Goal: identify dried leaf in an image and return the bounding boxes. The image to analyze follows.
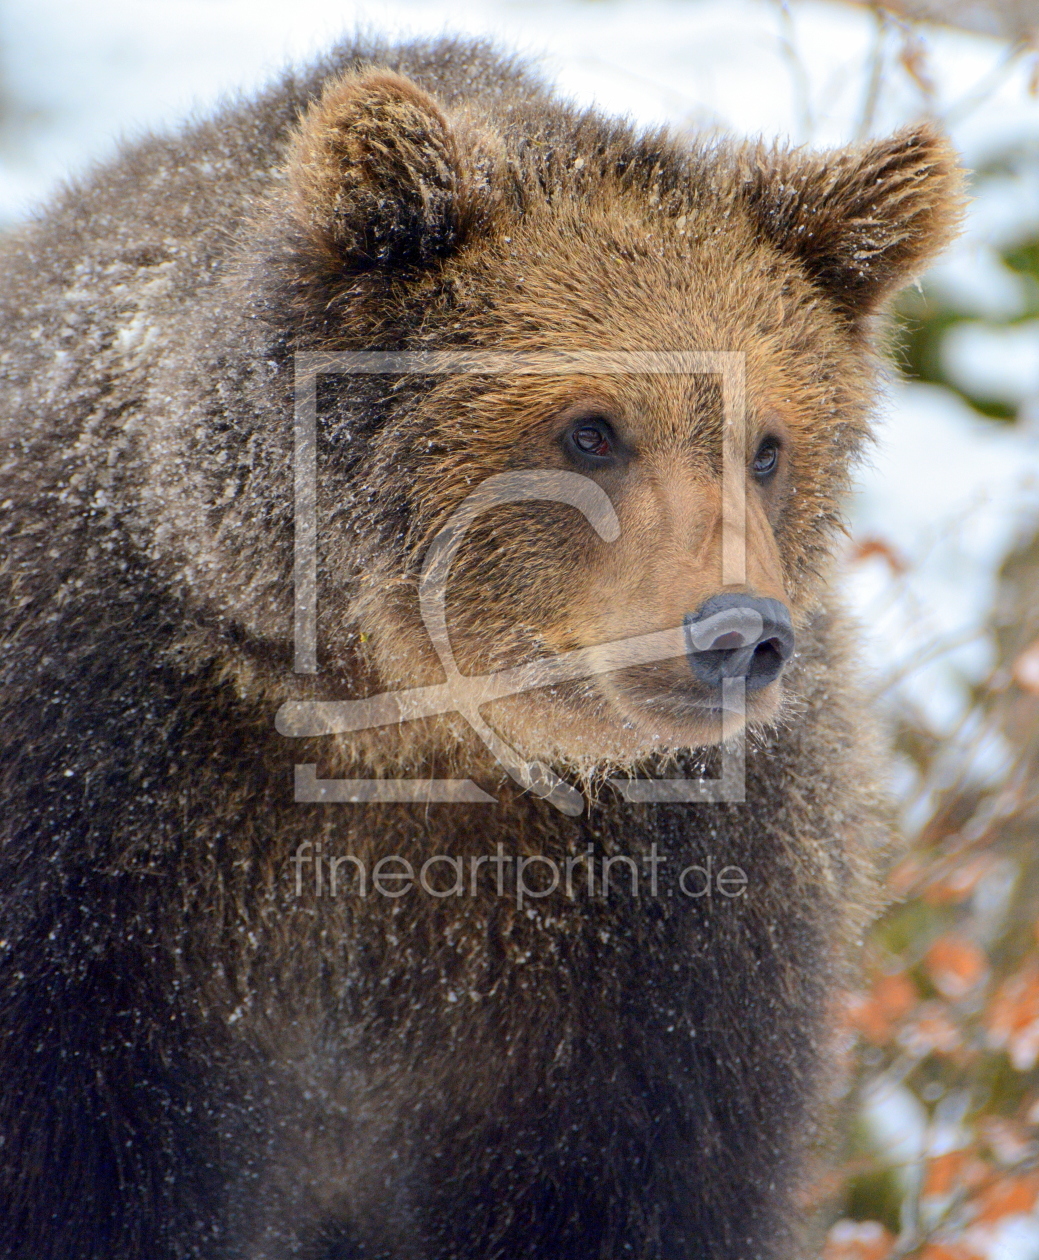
[919,1243,986,1260]
[848,535,909,574]
[986,962,1039,1070]
[899,30,936,98]
[974,1173,1039,1223]
[922,857,996,906]
[846,972,918,1043]
[926,935,988,999]
[1012,640,1039,696]
[923,1150,970,1199]
[899,1002,963,1056]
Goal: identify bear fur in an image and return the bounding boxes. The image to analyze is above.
[0,33,962,1260]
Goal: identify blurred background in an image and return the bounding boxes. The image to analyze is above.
[1,1,1037,1255]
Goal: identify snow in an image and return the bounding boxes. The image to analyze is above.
[862,1077,928,1178]
[3,0,1039,224]
[845,382,1039,732]
[987,1215,1039,1260]
[942,321,1039,406]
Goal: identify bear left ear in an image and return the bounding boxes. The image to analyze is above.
[742,125,966,320]
[286,68,472,272]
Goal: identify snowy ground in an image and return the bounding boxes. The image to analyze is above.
[2,0,1038,743]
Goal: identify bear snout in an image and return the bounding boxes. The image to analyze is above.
[684,593,795,691]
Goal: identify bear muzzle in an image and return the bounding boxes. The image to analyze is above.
[684,593,795,691]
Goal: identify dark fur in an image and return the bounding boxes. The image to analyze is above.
[0,34,962,1260]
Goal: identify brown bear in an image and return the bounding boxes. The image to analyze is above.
[0,32,962,1260]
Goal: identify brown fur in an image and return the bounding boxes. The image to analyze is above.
[0,34,963,1260]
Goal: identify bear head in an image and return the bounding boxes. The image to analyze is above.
[181,62,964,775]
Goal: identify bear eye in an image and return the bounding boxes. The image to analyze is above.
[752,436,780,479]
[567,417,616,463]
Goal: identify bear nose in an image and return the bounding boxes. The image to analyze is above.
[683,593,795,691]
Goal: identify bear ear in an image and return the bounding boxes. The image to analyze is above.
[742,125,966,320]
[286,68,469,271]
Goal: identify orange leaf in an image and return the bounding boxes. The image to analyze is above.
[848,536,908,575]
[987,962,1039,1070]
[974,1173,1039,1223]
[898,30,936,97]
[899,1003,963,1057]
[846,973,918,1044]
[1012,641,1039,696]
[923,858,994,907]
[919,1245,985,1260]
[923,1150,968,1199]
[875,972,918,1018]
[925,935,987,999]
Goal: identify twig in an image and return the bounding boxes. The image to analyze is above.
[856,5,891,139]
[772,0,815,140]
[871,625,986,702]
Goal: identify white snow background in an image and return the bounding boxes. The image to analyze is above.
[2,2,1039,1250]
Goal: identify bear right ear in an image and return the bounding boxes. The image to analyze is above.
[740,125,966,321]
[286,69,470,272]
